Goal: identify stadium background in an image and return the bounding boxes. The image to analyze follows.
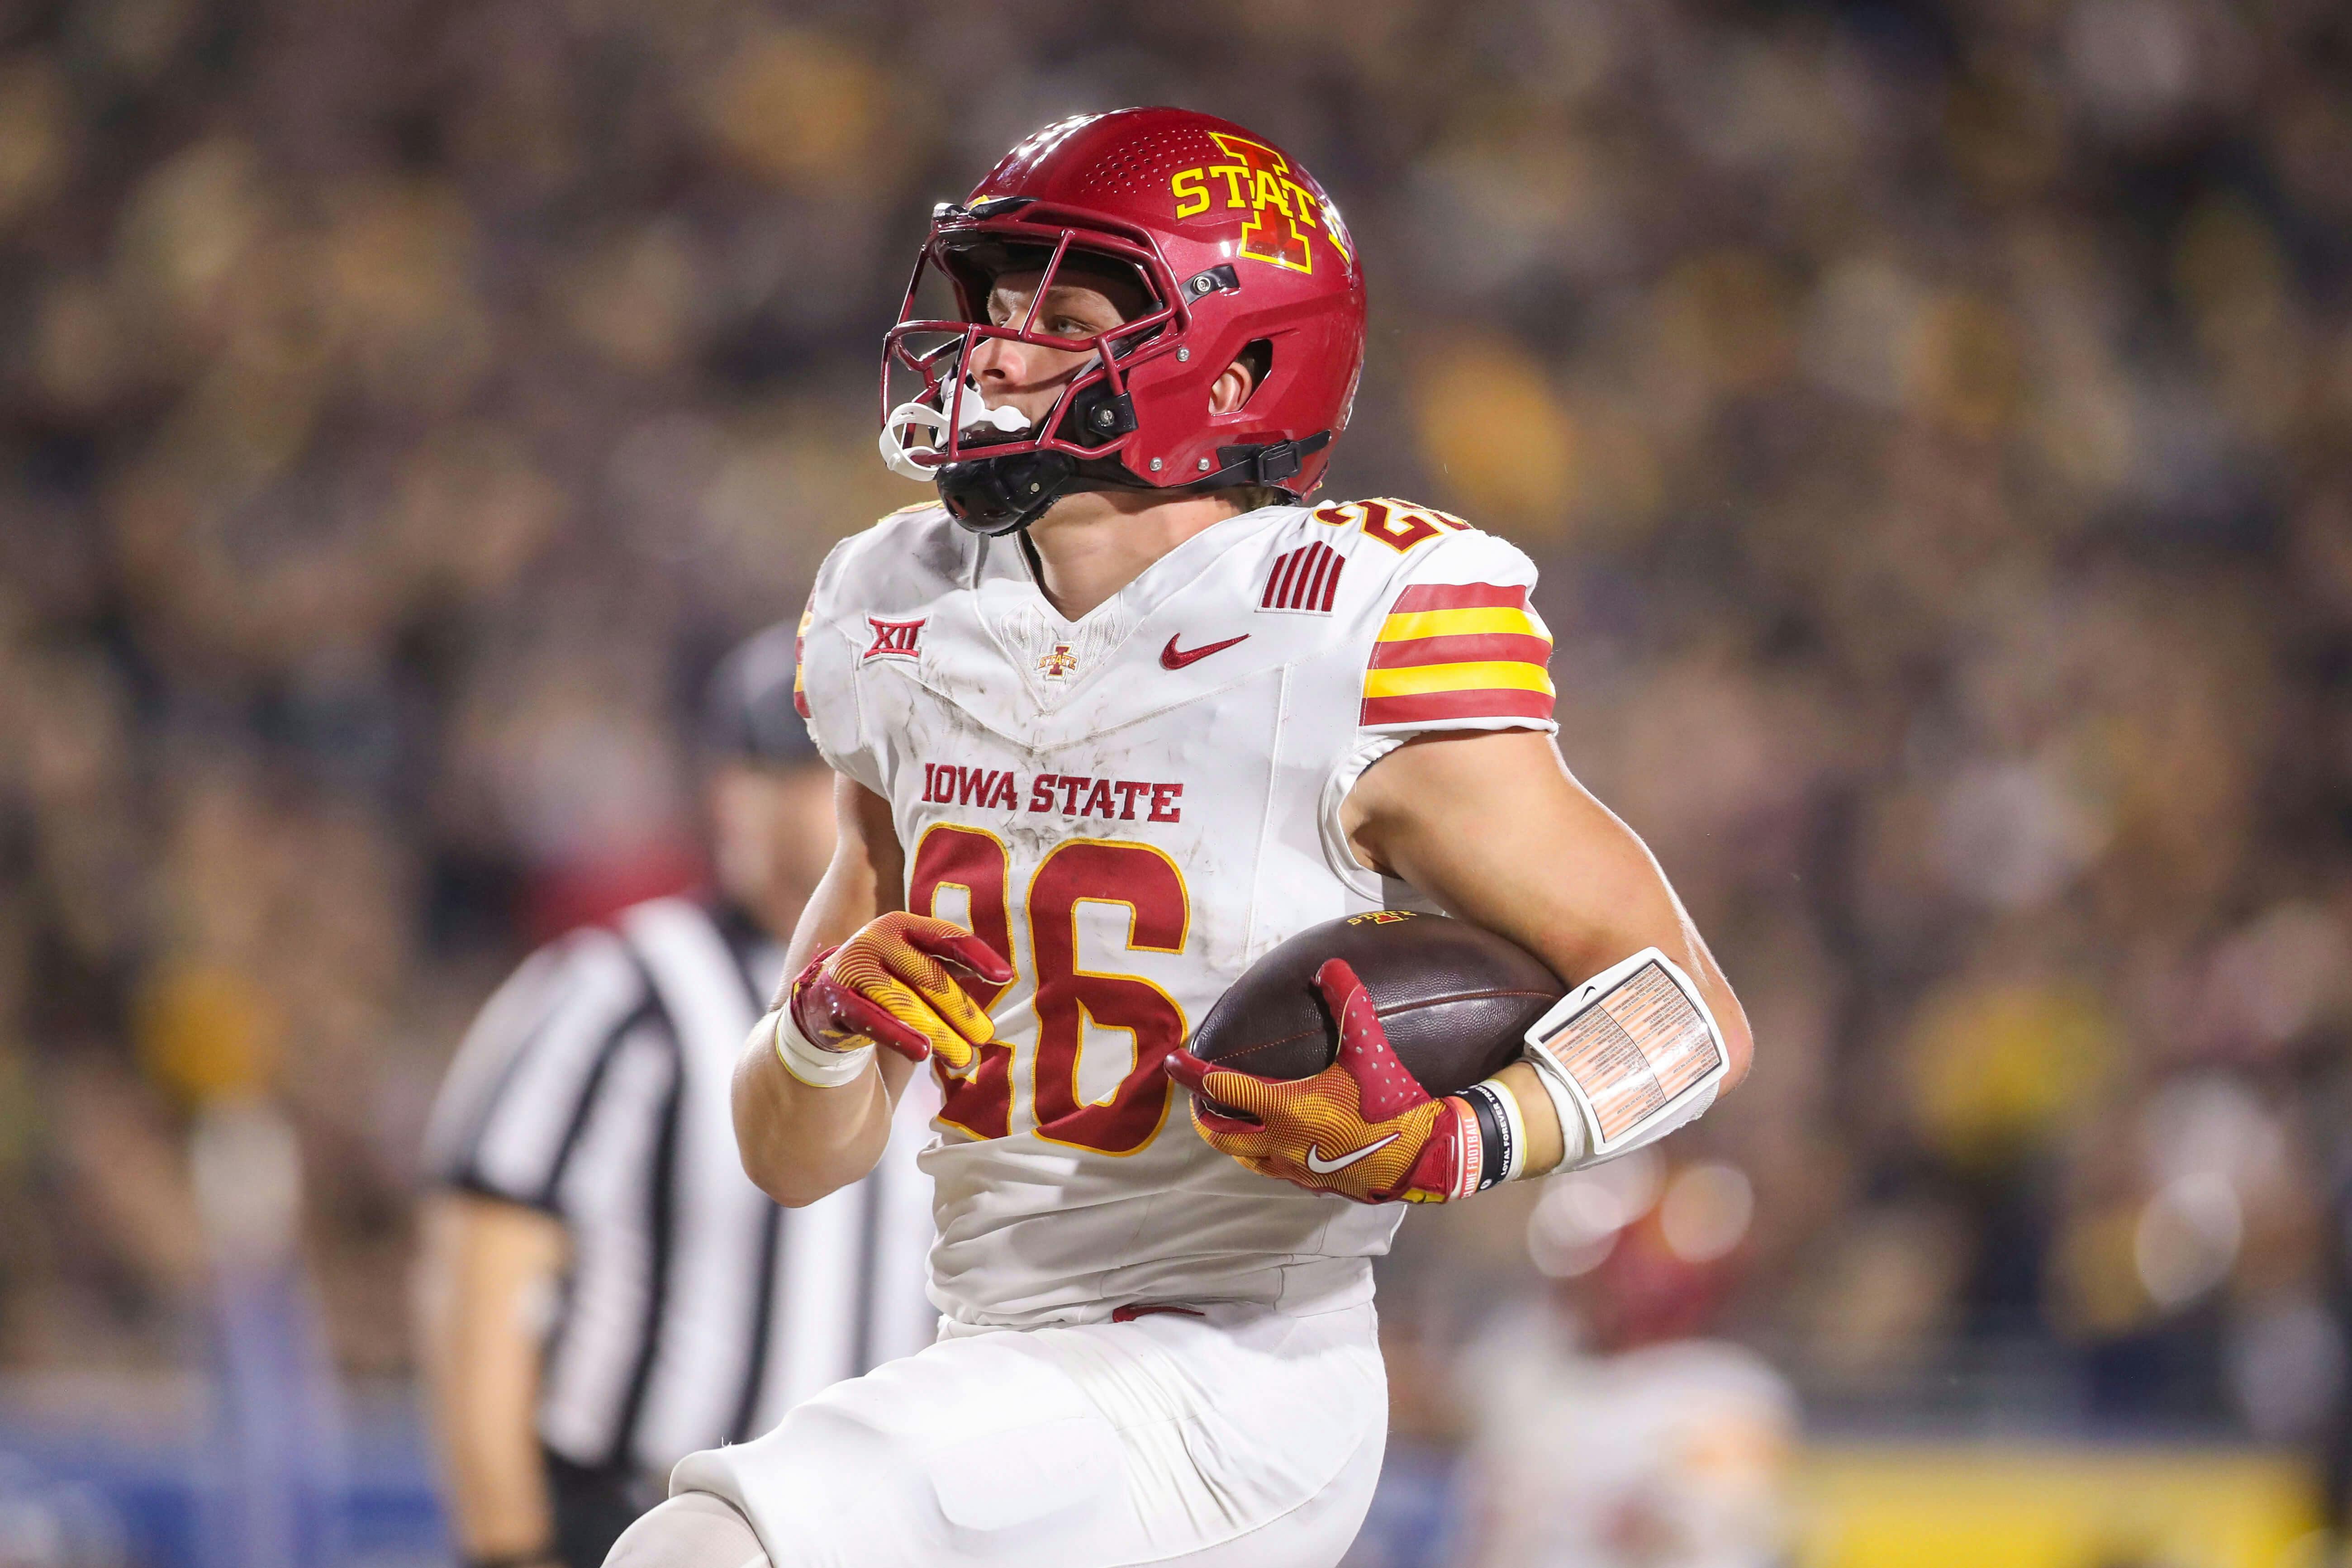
[3,0,2350,1561]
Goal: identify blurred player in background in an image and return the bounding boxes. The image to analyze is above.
[612,107,1751,1568]
[1457,1156,1795,1568]
[415,623,937,1568]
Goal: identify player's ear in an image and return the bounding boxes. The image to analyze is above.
[1209,357,1255,415]
[1210,339,1271,415]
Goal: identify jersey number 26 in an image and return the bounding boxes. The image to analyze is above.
[908,826,1188,1156]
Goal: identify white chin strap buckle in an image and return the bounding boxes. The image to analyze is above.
[879,379,1033,481]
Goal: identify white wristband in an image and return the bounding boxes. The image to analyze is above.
[763,1008,875,1089]
[1518,1049,1590,1175]
[1492,1076,1530,1183]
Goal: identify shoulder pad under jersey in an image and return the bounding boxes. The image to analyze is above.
[794,502,969,787]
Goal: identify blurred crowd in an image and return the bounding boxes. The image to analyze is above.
[4,0,2352,1453]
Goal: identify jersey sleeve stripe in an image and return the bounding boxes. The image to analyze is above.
[420,942,571,1182]
[1369,632,1554,670]
[1364,660,1556,700]
[1389,581,1530,613]
[1378,605,1543,642]
[1268,546,1303,607]
[1363,576,1555,728]
[1361,689,1556,726]
[1305,546,1340,610]
[465,934,650,1202]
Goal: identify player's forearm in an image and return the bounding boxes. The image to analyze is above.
[733,1043,898,1206]
[1348,731,1755,1088]
[1413,817,1752,1093]
[1478,819,1753,1091]
[733,783,905,1205]
[414,1194,564,1563]
[1488,1059,1567,1173]
[1541,827,1751,1091]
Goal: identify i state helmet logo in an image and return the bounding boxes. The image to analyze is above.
[1167,133,1352,276]
[1036,643,1079,679]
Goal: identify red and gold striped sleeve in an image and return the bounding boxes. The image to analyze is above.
[1360,581,1555,729]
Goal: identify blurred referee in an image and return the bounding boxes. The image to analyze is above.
[414,623,938,1568]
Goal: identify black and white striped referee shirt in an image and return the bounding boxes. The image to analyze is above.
[422,896,937,1477]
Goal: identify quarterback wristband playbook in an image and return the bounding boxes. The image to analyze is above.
[767,1008,875,1089]
[1519,947,1729,1174]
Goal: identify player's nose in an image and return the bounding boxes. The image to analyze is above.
[967,333,1025,387]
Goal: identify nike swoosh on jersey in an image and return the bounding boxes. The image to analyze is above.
[1159,632,1250,670]
[1303,1132,1401,1174]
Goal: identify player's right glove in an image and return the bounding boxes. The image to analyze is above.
[1165,959,1488,1204]
[783,912,1012,1075]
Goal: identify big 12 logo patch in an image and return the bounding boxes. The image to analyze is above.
[1168,133,1353,276]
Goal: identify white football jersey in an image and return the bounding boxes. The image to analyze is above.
[794,498,1558,1329]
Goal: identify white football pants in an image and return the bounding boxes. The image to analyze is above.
[633,1300,1385,1568]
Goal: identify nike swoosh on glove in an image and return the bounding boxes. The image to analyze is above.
[788,912,1013,1074]
[1164,958,1476,1204]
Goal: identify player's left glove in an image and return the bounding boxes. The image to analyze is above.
[1164,959,1486,1204]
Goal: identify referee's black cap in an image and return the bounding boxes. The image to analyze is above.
[701,621,821,768]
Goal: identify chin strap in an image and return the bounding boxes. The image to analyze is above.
[936,437,1330,538]
[1190,432,1331,491]
[890,376,1335,534]
[936,450,1080,537]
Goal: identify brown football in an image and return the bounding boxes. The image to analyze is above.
[1186,909,1564,1094]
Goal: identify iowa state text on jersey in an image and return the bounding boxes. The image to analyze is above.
[918,763,1184,823]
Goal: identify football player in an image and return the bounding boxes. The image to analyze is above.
[607,108,1753,1568]
[1459,1162,1796,1568]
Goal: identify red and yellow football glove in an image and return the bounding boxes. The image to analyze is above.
[1164,959,1483,1204]
[787,912,1012,1074]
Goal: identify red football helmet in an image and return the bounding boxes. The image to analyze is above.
[880,107,1368,535]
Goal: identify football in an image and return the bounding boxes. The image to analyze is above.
[1186,909,1565,1095]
